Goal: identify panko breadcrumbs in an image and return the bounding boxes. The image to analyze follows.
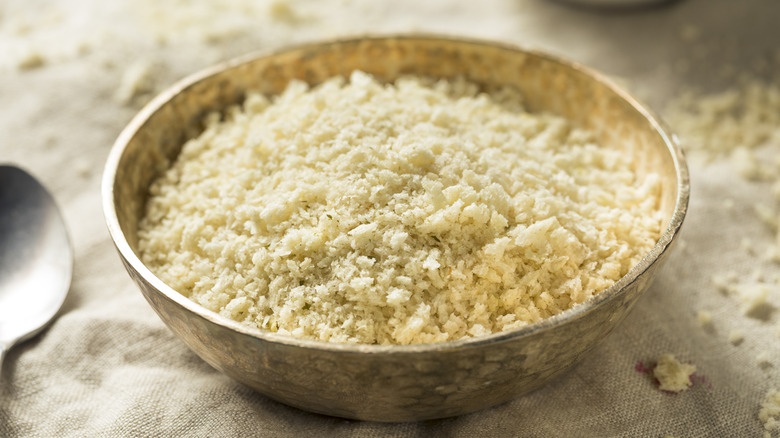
[138,70,663,345]
[653,354,696,393]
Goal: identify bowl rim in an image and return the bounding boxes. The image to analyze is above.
[102,33,690,355]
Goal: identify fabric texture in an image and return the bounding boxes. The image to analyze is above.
[1,0,778,436]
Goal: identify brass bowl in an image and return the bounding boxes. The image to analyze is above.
[102,35,688,422]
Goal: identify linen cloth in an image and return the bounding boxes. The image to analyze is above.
[1,0,778,436]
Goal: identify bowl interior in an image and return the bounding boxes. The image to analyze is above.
[109,36,684,263]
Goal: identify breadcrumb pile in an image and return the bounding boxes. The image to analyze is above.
[138,71,662,345]
[761,389,780,437]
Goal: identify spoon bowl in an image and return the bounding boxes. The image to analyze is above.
[0,165,72,371]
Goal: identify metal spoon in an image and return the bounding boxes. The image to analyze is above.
[0,165,72,372]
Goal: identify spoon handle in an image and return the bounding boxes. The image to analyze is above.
[0,343,6,374]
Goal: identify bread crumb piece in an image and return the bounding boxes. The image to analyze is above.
[653,354,696,393]
[751,269,766,283]
[75,159,91,178]
[115,61,154,104]
[741,237,755,255]
[728,329,745,345]
[760,389,780,435]
[44,135,57,150]
[17,51,46,70]
[757,352,772,368]
[712,271,737,294]
[696,310,713,327]
[732,147,764,181]
[269,1,302,24]
[737,282,774,319]
[765,246,780,264]
[755,203,779,231]
[772,181,780,202]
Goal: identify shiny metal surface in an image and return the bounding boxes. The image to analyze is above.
[102,35,689,421]
[0,165,72,372]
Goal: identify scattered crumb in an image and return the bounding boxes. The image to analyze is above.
[757,351,772,368]
[751,270,766,283]
[653,354,696,393]
[269,0,302,24]
[115,61,154,104]
[772,181,780,201]
[755,203,779,231]
[666,80,780,161]
[17,50,46,70]
[75,159,91,178]
[760,389,780,436]
[44,135,57,150]
[737,282,774,319]
[728,329,745,345]
[770,246,780,264]
[712,271,737,294]
[731,147,766,181]
[741,237,755,256]
[697,310,713,327]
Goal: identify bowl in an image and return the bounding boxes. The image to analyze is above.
[102,35,689,422]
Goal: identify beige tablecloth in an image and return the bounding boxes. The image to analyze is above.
[1,0,779,436]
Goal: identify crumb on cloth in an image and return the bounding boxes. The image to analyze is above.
[650,354,697,393]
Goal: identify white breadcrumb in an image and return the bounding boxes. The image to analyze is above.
[712,271,737,294]
[17,50,46,70]
[737,282,773,318]
[138,0,305,45]
[741,237,755,256]
[667,79,780,290]
[757,351,772,368]
[728,329,745,345]
[115,61,154,104]
[653,354,696,393]
[75,159,91,179]
[138,71,663,345]
[269,0,302,24]
[666,80,780,161]
[773,181,780,202]
[766,246,780,264]
[755,203,779,232]
[731,147,766,181]
[696,310,712,327]
[760,389,780,436]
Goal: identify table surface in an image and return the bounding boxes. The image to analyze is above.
[1,1,778,436]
